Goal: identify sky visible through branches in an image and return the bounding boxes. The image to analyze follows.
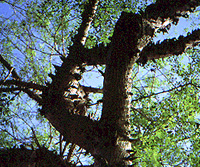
[0,1,200,166]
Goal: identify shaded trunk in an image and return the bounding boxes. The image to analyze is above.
[0,147,67,167]
[35,1,200,166]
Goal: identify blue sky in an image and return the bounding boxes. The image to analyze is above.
[1,0,199,125]
[0,1,199,166]
[1,1,199,122]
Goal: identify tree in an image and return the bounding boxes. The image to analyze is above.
[0,0,200,166]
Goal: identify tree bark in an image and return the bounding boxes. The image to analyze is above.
[27,0,200,166]
[1,0,200,166]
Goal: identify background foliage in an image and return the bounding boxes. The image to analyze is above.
[0,0,199,166]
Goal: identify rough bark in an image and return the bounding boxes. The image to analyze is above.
[1,0,200,166]
[45,1,199,166]
[137,29,200,65]
[0,146,68,167]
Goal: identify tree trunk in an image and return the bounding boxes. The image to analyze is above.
[1,0,200,166]
[41,1,200,166]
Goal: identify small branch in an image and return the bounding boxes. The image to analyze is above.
[0,54,20,80]
[0,127,23,142]
[0,87,21,92]
[23,89,43,105]
[132,107,152,121]
[31,127,41,148]
[0,87,42,105]
[132,82,192,102]
[0,80,45,91]
[66,143,76,163]
[82,85,103,94]
[59,134,62,156]
[2,67,13,83]
[61,140,70,157]
[0,54,43,104]
[0,79,46,91]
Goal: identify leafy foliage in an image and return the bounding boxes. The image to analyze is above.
[130,49,200,165]
[0,0,199,166]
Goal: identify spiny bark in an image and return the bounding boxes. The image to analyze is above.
[40,0,101,162]
[1,0,200,166]
[137,29,200,64]
[40,0,200,166]
[60,0,200,66]
[0,146,68,167]
[42,0,99,98]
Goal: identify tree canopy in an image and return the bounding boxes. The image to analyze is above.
[0,0,200,166]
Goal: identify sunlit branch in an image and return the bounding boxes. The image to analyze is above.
[73,0,99,45]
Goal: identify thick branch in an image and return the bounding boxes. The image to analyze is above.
[49,0,99,90]
[41,0,100,160]
[145,0,200,29]
[41,1,200,166]
[68,0,200,66]
[44,110,99,156]
[50,1,200,67]
[95,1,200,165]
[137,29,200,64]
[42,0,100,112]
[99,12,143,166]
